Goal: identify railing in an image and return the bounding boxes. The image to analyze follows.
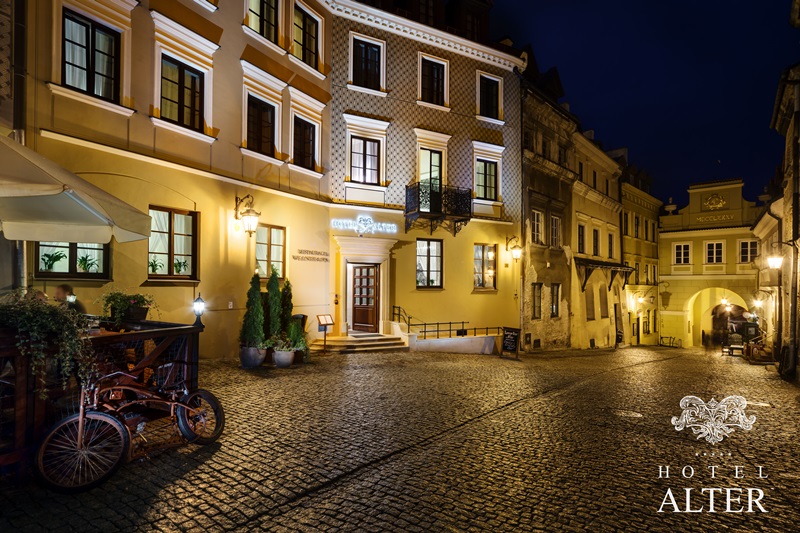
[391,306,503,340]
[404,182,472,218]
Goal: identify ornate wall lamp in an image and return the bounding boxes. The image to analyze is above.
[506,235,522,262]
[234,194,260,236]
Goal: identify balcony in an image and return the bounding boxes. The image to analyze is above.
[405,182,472,235]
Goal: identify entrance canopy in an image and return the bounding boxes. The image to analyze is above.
[0,135,150,243]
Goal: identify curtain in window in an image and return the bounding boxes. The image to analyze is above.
[64,17,88,91]
[148,210,170,275]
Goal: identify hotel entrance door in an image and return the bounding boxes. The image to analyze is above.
[352,264,379,332]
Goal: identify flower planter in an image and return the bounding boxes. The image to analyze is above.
[273,350,294,368]
[239,346,266,368]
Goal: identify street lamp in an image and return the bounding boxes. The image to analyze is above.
[193,294,205,327]
[235,194,260,236]
[767,255,784,270]
[506,235,522,262]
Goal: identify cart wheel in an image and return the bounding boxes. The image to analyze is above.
[36,411,129,493]
[177,389,225,445]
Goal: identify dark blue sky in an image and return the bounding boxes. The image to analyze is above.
[490,0,800,205]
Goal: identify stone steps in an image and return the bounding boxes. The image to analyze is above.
[309,335,408,354]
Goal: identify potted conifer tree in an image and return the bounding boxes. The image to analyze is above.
[239,272,266,368]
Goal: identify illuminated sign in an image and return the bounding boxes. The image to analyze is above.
[331,215,398,234]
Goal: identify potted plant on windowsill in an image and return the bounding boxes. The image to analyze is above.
[174,259,189,275]
[148,256,164,275]
[239,272,266,368]
[40,251,67,272]
[77,254,98,273]
[100,290,157,328]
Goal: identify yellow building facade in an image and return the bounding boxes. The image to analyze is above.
[658,180,761,347]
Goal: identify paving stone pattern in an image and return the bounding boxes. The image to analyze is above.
[1,347,799,531]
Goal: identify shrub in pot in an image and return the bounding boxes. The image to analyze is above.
[288,319,309,364]
[239,272,266,368]
[266,334,302,368]
[100,290,156,328]
[266,266,281,338]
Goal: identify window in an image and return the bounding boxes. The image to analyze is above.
[550,216,562,248]
[473,244,496,289]
[293,4,319,69]
[532,210,543,244]
[247,0,279,44]
[608,233,614,259]
[634,215,639,238]
[416,239,443,288]
[350,137,380,184]
[644,264,650,284]
[674,243,690,264]
[633,263,640,284]
[293,116,316,170]
[599,288,609,318]
[585,287,595,321]
[541,138,549,159]
[643,310,650,334]
[478,74,500,120]
[605,179,609,196]
[247,94,276,157]
[644,219,649,241]
[35,242,109,279]
[623,213,629,235]
[419,0,435,25]
[532,283,542,320]
[706,242,723,264]
[592,171,597,188]
[160,56,204,132]
[551,284,560,317]
[352,36,382,91]
[577,225,585,254]
[62,9,121,103]
[523,129,534,151]
[420,56,446,107]
[558,146,567,166]
[148,207,198,279]
[739,240,758,263]
[652,222,657,241]
[256,224,285,278]
[592,229,600,256]
[653,266,657,283]
[578,162,584,182]
[475,159,497,200]
[419,147,443,213]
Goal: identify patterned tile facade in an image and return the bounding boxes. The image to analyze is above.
[328,15,522,224]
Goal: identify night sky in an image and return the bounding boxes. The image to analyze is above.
[490,0,800,206]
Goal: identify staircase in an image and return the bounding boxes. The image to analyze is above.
[309,333,408,354]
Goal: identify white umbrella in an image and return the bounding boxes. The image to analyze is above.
[0,135,150,243]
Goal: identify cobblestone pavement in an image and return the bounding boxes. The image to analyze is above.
[2,346,800,532]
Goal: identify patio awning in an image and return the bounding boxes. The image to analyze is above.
[0,135,150,243]
[574,257,634,291]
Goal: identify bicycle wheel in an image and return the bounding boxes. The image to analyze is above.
[177,389,225,445]
[36,411,129,493]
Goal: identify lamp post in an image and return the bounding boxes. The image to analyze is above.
[193,294,205,328]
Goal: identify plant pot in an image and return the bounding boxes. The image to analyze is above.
[273,350,294,368]
[123,306,148,322]
[239,346,266,368]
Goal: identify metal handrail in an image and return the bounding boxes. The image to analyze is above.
[391,306,503,340]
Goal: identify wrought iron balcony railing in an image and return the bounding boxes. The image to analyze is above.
[405,182,472,235]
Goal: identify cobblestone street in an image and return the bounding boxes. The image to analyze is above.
[2,346,800,532]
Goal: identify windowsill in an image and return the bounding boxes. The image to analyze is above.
[473,198,503,206]
[416,286,444,291]
[472,288,498,294]
[33,276,112,282]
[144,278,201,286]
[476,115,505,126]
[241,147,285,166]
[287,54,326,80]
[47,83,135,117]
[287,163,324,179]
[193,0,218,12]
[242,25,286,56]
[416,100,450,112]
[151,117,216,144]
[345,181,388,191]
[346,84,389,97]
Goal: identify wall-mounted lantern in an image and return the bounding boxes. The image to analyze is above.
[235,194,260,236]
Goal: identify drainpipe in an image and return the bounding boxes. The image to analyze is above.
[764,203,783,355]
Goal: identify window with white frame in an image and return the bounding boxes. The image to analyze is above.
[739,240,758,263]
[473,244,496,289]
[247,0,279,45]
[550,215,562,248]
[288,87,325,176]
[152,12,218,140]
[247,94,276,157]
[532,210,543,245]
[416,239,443,288]
[241,60,286,161]
[350,33,385,93]
[415,128,451,211]
[477,71,502,122]
[256,224,286,278]
[706,242,723,264]
[292,2,321,71]
[472,141,504,203]
[344,114,390,186]
[674,243,690,264]
[551,283,560,317]
[418,53,448,108]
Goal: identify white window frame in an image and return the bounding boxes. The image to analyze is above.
[241,60,287,165]
[288,86,326,178]
[472,141,505,205]
[343,113,391,187]
[289,0,326,81]
[704,241,724,264]
[417,52,450,111]
[193,0,218,13]
[674,242,691,265]
[151,12,219,143]
[242,0,286,57]
[738,239,759,264]
[50,0,137,115]
[414,128,451,184]
[475,70,504,125]
[550,215,562,248]
[531,210,544,245]
[348,32,387,97]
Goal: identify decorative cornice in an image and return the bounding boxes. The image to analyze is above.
[322,0,525,72]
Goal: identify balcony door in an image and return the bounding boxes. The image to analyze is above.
[420,148,442,213]
[352,264,380,333]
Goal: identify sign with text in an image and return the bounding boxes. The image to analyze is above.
[501,327,521,358]
[331,215,397,235]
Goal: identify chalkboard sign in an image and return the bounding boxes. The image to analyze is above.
[501,327,521,357]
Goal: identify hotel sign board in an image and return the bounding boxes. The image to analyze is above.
[330,215,398,235]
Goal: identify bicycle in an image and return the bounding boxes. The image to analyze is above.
[34,360,224,493]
